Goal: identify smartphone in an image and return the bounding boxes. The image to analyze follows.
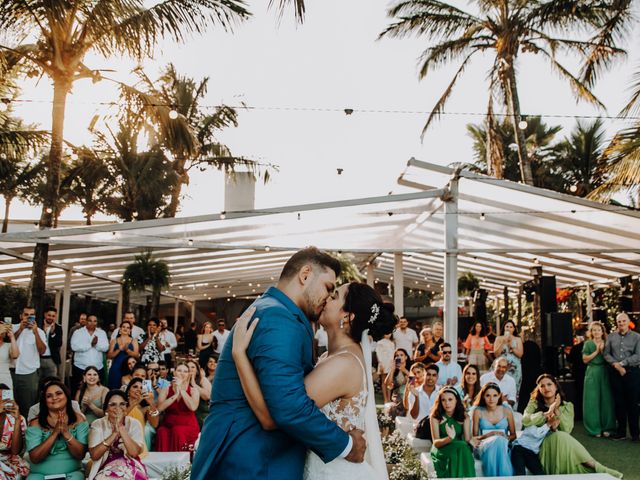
[27,315,35,325]
[2,390,13,401]
[395,356,401,367]
[3,317,11,325]
[142,380,153,394]
[409,376,416,387]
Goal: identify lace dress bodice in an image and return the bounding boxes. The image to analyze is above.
[318,351,367,431]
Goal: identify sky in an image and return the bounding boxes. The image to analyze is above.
[8,0,640,222]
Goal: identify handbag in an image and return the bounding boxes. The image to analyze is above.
[415,416,432,440]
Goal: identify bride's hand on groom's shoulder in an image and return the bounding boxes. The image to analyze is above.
[232,306,258,358]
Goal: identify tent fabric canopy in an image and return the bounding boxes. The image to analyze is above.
[0,159,637,303]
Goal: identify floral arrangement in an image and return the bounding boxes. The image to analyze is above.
[160,465,191,480]
[382,431,430,479]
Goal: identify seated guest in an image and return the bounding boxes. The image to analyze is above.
[523,374,622,478]
[75,367,108,425]
[413,328,439,364]
[408,363,439,422]
[26,381,88,480]
[204,356,216,384]
[435,343,462,386]
[471,383,516,477]
[402,362,426,413]
[384,348,412,397]
[429,387,475,478]
[186,360,211,427]
[457,364,481,411]
[145,362,170,403]
[0,384,29,479]
[155,363,200,451]
[125,378,159,453]
[87,390,148,480]
[28,377,82,423]
[158,361,171,382]
[118,357,138,391]
[480,357,517,408]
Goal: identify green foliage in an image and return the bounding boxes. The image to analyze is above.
[122,250,170,318]
[160,465,191,480]
[458,271,479,296]
[382,431,428,479]
[0,285,28,320]
[331,253,364,284]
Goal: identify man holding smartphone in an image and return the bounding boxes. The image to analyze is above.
[12,306,46,416]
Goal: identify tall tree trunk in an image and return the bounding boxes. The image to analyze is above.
[28,78,70,317]
[152,288,160,318]
[486,101,504,178]
[503,63,534,185]
[165,161,188,217]
[2,196,12,233]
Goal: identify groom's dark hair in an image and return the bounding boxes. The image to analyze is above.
[280,247,341,281]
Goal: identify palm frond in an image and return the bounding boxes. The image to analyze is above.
[268,0,305,23]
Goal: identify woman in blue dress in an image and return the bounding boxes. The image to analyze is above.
[472,382,516,477]
[493,320,523,393]
[107,321,140,390]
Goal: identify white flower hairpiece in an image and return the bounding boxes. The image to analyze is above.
[369,303,380,324]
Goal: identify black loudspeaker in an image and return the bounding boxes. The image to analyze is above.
[539,276,558,316]
[619,295,632,313]
[592,309,607,324]
[458,316,473,340]
[546,312,573,346]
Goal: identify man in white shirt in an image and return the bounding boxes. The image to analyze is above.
[158,318,178,368]
[111,311,144,342]
[314,324,328,359]
[435,343,463,386]
[212,319,230,360]
[480,357,518,408]
[393,317,419,356]
[12,306,47,416]
[409,363,440,422]
[70,314,109,394]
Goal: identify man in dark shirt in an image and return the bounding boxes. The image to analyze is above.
[184,322,198,353]
[604,312,640,441]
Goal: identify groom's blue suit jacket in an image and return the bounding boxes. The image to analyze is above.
[191,287,350,480]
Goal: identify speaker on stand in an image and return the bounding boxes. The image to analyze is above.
[538,276,558,374]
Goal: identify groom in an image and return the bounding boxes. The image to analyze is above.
[191,247,367,480]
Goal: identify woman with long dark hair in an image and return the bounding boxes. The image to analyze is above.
[493,320,523,392]
[26,381,88,480]
[457,364,481,410]
[464,321,491,372]
[429,387,475,478]
[107,322,139,390]
[75,366,108,425]
[523,374,622,477]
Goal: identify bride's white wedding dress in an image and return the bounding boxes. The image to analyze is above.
[303,332,387,480]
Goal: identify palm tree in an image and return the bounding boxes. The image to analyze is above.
[136,64,268,217]
[0,0,250,316]
[66,148,115,225]
[380,0,632,185]
[0,157,44,233]
[122,250,170,319]
[269,0,305,22]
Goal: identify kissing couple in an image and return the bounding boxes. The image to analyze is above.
[191,247,394,479]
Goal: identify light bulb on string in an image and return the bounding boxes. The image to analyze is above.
[518,120,528,130]
[168,109,178,119]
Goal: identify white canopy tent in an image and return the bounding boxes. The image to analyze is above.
[0,159,637,361]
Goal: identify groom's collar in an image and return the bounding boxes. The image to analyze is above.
[263,286,313,336]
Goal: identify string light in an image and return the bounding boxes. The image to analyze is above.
[168,110,178,119]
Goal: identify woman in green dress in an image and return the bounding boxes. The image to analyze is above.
[26,381,89,480]
[429,387,475,478]
[523,374,622,478]
[582,321,616,437]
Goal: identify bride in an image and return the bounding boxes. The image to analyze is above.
[232,282,394,479]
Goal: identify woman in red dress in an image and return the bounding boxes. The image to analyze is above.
[154,363,200,451]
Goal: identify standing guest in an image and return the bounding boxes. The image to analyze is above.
[458,364,481,411]
[604,312,640,441]
[157,319,177,369]
[464,321,491,372]
[70,315,109,395]
[205,357,216,384]
[582,321,616,437]
[493,320,523,393]
[40,307,62,379]
[67,314,87,350]
[0,383,30,479]
[403,362,426,415]
[107,324,116,339]
[408,363,440,423]
[139,319,163,366]
[384,348,411,399]
[75,367,108,426]
[186,360,211,427]
[111,313,144,343]
[87,390,148,480]
[429,387,475,478]
[196,323,215,369]
[12,307,46,418]
[414,328,439,364]
[107,322,139,390]
[125,378,159,453]
[155,363,200,451]
[212,320,230,361]
[175,325,185,354]
[313,324,328,359]
[183,323,197,355]
[435,343,463,386]
[375,333,395,403]
[471,383,516,477]
[0,324,19,389]
[157,361,171,382]
[393,317,419,357]
[523,374,622,477]
[432,322,445,351]
[486,324,497,345]
[25,381,89,480]
[480,358,518,409]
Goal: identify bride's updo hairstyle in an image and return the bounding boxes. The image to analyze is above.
[343,282,395,342]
